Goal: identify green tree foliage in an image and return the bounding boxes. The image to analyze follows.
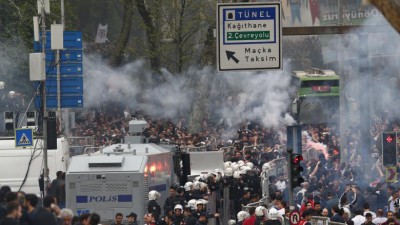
[0,0,78,95]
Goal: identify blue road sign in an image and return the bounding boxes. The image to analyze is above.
[33,30,83,109]
[34,31,83,51]
[46,95,83,108]
[46,77,83,95]
[35,95,83,108]
[15,128,34,147]
[35,77,83,95]
[46,62,83,75]
[45,50,83,63]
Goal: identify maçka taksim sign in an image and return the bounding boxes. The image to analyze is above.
[217,3,282,71]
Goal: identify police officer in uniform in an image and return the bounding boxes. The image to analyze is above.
[148,191,161,222]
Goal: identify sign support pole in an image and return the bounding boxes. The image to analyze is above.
[40,3,49,197]
[287,148,294,207]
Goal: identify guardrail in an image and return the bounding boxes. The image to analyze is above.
[84,146,101,155]
[261,157,288,198]
[181,146,208,152]
[180,146,222,152]
[67,136,95,146]
[310,216,345,225]
[242,197,269,212]
[67,136,95,156]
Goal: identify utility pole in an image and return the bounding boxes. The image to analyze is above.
[58,0,65,112]
[358,32,372,170]
[337,0,348,162]
[40,2,49,196]
[287,148,294,207]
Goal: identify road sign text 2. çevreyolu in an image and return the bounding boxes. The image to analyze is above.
[217,3,282,71]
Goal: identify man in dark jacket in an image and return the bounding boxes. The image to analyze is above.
[163,187,183,216]
[148,191,161,222]
[20,194,38,225]
[331,206,346,223]
[126,212,138,225]
[32,196,58,225]
[0,202,21,225]
[183,206,197,225]
[364,187,378,213]
[0,191,17,221]
[195,212,208,225]
[325,191,339,217]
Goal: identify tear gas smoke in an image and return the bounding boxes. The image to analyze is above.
[0,37,29,91]
[214,67,296,128]
[84,55,296,128]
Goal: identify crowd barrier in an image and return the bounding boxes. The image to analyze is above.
[181,146,208,152]
[221,143,289,162]
[267,157,288,177]
[67,136,95,156]
[241,197,269,212]
[310,216,346,225]
[242,144,265,157]
[261,157,287,198]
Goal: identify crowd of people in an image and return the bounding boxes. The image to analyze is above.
[59,105,399,225]
[70,108,283,151]
[0,186,101,225]
[1,98,399,225]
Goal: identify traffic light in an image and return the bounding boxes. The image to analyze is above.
[26,111,36,127]
[290,154,304,189]
[4,112,14,130]
[382,131,397,166]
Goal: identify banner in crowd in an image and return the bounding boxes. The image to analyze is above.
[386,166,398,183]
[95,24,108,44]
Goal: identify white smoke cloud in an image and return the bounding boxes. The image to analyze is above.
[216,66,295,128]
[83,55,296,128]
[84,55,141,108]
[0,37,29,91]
[335,12,400,121]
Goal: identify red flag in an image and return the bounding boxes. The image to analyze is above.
[309,0,319,25]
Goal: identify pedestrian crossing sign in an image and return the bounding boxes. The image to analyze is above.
[15,128,34,147]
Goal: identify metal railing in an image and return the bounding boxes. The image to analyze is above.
[242,197,269,212]
[67,136,95,146]
[311,216,330,225]
[242,144,265,156]
[84,146,101,155]
[260,157,288,198]
[265,157,288,177]
[67,136,95,156]
[310,216,345,225]
[181,146,208,152]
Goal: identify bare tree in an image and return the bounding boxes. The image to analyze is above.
[160,0,211,72]
[368,0,400,33]
[109,0,134,67]
[135,0,162,73]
